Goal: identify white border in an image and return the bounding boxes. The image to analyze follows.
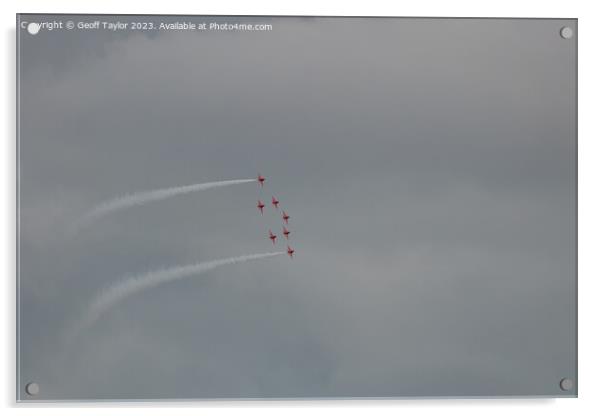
[3,1,602,414]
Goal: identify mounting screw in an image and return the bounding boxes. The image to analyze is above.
[25,382,39,396]
[559,378,574,391]
[560,27,573,39]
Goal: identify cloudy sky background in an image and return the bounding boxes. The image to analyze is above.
[17,16,576,400]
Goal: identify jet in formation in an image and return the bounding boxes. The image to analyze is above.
[257,200,265,215]
[255,175,295,258]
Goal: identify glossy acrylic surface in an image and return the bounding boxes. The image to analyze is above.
[17,15,577,401]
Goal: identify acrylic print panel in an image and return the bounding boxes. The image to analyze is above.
[16,15,577,401]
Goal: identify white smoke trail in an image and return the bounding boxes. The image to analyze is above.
[75,178,255,231]
[77,252,285,331]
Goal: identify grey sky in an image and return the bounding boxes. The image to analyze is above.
[17,15,576,400]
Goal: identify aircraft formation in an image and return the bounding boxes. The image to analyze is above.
[256,174,295,258]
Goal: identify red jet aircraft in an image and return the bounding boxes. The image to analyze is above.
[269,229,277,244]
[257,174,266,187]
[271,196,280,209]
[257,200,265,214]
[287,245,295,258]
[282,226,291,240]
[282,211,290,224]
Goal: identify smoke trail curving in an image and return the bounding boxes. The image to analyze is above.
[74,178,255,231]
[76,252,285,331]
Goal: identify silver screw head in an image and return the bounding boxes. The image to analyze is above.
[559,378,574,391]
[25,382,39,396]
[560,26,573,39]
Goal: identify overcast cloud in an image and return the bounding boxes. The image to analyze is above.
[17,15,576,400]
